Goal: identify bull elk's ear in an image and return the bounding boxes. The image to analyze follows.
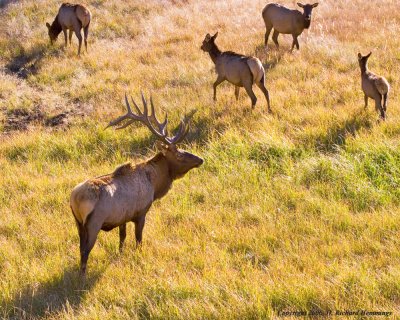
[366,51,372,58]
[212,31,218,40]
[357,53,362,59]
[297,3,304,8]
[46,22,51,29]
[312,3,319,8]
[205,33,211,41]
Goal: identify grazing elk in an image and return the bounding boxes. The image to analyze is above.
[70,93,203,276]
[46,3,91,55]
[262,2,318,51]
[358,52,390,120]
[201,32,272,113]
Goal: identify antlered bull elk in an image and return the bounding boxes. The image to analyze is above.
[70,93,203,276]
[201,32,272,113]
[46,3,91,55]
[262,2,318,51]
[358,52,390,120]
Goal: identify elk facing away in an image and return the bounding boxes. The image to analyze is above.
[70,93,203,276]
[262,2,318,51]
[46,3,91,55]
[201,32,272,113]
[358,52,390,120]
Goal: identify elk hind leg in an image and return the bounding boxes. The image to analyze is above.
[375,97,385,120]
[80,215,102,277]
[73,25,83,55]
[383,93,388,112]
[272,30,280,48]
[265,24,273,46]
[68,29,73,46]
[83,22,90,53]
[235,86,240,101]
[243,82,257,109]
[256,75,272,113]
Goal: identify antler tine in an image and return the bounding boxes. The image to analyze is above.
[105,93,141,129]
[149,96,168,136]
[169,109,197,144]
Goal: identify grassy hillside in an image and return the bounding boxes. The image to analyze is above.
[1,0,400,318]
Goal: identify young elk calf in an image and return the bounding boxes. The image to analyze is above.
[262,2,318,51]
[46,3,91,55]
[70,93,203,276]
[201,32,271,113]
[358,52,390,120]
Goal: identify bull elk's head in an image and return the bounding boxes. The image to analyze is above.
[107,93,203,178]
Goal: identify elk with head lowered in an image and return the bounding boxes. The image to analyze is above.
[70,93,203,276]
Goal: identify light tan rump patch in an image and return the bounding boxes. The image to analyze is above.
[374,76,390,95]
[70,180,101,225]
[247,57,264,84]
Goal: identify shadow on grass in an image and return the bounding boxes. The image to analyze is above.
[315,110,374,152]
[2,266,102,319]
[0,0,17,8]
[5,43,55,79]
[255,44,284,71]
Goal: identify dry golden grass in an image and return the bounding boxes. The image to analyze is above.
[1,0,400,319]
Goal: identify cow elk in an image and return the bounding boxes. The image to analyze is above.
[46,3,91,55]
[358,52,390,120]
[262,2,318,51]
[201,32,272,113]
[70,93,203,276]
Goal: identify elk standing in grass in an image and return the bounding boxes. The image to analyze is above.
[201,32,271,113]
[262,2,318,51]
[358,52,390,120]
[46,3,91,55]
[70,93,203,276]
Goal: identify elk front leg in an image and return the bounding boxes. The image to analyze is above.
[119,223,127,253]
[134,215,146,247]
[364,94,368,108]
[213,76,225,101]
[291,35,299,52]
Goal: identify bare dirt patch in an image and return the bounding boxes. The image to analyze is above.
[2,107,84,132]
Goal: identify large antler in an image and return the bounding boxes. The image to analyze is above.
[106,92,195,145]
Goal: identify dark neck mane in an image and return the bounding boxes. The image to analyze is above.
[208,42,222,64]
[148,153,173,200]
[360,62,368,74]
[50,14,62,37]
